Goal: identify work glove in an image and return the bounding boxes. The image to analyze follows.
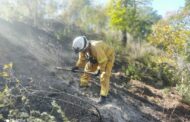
[71,66,79,72]
[94,70,101,77]
[88,56,97,64]
[85,54,97,64]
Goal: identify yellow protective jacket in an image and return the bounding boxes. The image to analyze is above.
[76,41,114,72]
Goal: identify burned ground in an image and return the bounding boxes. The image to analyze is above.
[0,18,189,122]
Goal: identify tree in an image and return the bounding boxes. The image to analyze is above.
[130,7,161,41]
[79,5,108,32]
[148,20,188,55]
[107,0,133,46]
[0,0,59,26]
[60,0,91,25]
[148,7,190,57]
[59,0,109,35]
[185,0,190,7]
[0,1,20,21]
[44,0,58,18]
[107,0,160,46]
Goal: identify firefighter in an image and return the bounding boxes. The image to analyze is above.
[72,36,115,104]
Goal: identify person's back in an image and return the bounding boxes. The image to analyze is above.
[87,40,114,64]
[90,40,114,58]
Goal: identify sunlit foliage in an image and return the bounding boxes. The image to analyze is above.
[148,20,188,55]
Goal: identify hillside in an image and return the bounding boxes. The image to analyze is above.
[0,18,189,122]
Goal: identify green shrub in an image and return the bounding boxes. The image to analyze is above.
[117,42,180,87]
[107,37,190,104]
[176,65,190,105]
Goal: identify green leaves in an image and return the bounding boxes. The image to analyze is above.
[148,12,190,56]
[185,0,190,8]
[51,100,70,122]
[107,0,128,30]
[107,0,160,41]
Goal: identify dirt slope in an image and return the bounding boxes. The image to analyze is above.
[0,18,189,122]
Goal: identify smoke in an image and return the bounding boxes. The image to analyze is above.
[0,19,65,71]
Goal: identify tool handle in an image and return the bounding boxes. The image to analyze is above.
[55,67,98,75]
[55,67,127,77]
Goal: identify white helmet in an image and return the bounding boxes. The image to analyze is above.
[72,36,89,53]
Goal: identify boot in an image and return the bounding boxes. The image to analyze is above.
[97,96,107,104]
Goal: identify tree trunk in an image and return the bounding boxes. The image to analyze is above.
[121,29,127,47]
